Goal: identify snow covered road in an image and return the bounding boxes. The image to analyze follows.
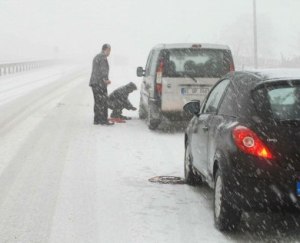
[0,65,300,242]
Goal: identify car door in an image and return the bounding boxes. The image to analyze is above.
[191,79,230,177]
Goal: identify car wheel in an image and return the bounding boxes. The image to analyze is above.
[139,97,147,120]
[184,140,202,185]
[214,169,241,231]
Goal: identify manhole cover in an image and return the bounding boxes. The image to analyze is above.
[148,176,185,184]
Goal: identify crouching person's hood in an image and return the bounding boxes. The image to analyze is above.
[125,82,137,93]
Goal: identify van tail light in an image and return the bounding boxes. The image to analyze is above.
[192,44,202,48]
[156,60,164,96]
[156,83,162,95]
[157,60,164,73]
[230,63,235,72]
[232,126,273,159]
[156,61,164,84]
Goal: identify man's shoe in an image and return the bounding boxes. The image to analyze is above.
[120,115,131,120]
[101,121,114,125]
[95,120,114,125]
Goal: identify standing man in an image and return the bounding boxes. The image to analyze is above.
[89,44,114,125]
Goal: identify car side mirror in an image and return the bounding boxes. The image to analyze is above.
[137,67,145,77]
[206,105,217,114]
[183,100,201,115]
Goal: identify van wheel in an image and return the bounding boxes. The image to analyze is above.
[147,106,161,130]
[184,141,202,185]
[139,98,147,120]
[214,170,241,231]
[147,117,160,130]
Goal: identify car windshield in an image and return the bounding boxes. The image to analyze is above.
[163,49,230,78]
[254,84,300,121]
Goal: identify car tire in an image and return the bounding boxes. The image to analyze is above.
[214,169,241,231]
[184,140,202,185]
[139,97,147,120]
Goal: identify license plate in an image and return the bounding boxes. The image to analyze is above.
[181,87,209,95]
[297,182,300,196]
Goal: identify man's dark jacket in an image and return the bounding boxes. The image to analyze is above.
[89,52,109,87]
[108,82,137,110]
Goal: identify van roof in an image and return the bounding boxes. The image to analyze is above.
[151,43,231,51]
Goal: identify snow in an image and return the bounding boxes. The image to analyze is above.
[1,65,300,242]
[0,64,87,106]
[250,68,300,80]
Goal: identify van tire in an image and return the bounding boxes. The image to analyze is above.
[147,117,160,130]
[147,109,160,130]
[146,102,161,130]
[139,98,147,120]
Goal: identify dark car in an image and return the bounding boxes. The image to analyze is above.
[183,69,300,231]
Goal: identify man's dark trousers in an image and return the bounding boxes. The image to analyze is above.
[92,85,108,123]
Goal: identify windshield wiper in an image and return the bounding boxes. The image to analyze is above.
[183,73,198,83]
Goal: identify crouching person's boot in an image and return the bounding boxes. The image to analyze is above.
[110,110,126,123]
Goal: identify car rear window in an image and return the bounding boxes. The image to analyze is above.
[162,48,232,78]
[254,84,300,120]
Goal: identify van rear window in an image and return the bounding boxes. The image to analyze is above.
[162,49,232,78]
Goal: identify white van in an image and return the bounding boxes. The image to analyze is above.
[137,43,234,130]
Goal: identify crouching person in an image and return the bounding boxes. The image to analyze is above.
[108,82,137,120]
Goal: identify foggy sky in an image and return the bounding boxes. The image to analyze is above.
[1,0,299,65]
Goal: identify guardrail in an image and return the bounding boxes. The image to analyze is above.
[0,60,58,77]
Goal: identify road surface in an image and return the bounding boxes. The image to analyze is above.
[0,65,300,243]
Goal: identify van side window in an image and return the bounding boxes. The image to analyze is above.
[202,79,230,114]
[145,51,153,77]
[149,50,160,76]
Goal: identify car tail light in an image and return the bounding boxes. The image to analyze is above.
[232,126,273,159]
[156,60,164,95]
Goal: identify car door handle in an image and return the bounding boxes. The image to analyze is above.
[202,126,209,132]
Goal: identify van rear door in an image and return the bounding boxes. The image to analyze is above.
[160,48,233,112]
[162,77,218,111]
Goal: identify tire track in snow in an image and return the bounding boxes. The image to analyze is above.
[0,70,87,137]
[0,78,92,242]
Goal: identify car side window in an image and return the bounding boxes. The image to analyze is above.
[218,82,238,117]
[149,50,160,76]
[202,79,230,114]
